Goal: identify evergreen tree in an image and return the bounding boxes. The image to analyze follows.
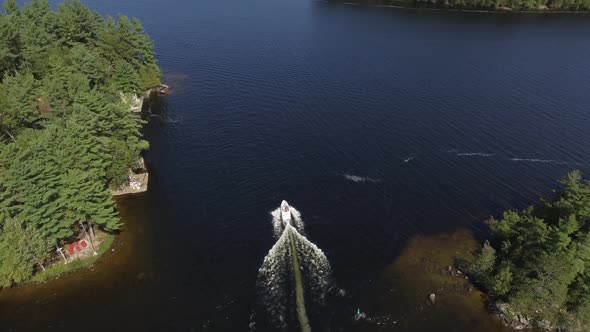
[54,0,99,47]
[0,14,23,76]
[0,70,41,138]
[0,218,51,287]
[3,0,18,15]
[112,60,140,94]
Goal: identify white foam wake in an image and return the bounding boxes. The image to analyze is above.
[291,207,305,232]
[256,228,290,328]
[257,205,332,330]
[457,152,494,157]
[270,208,283,238]
[444,148,587,166]
[509,158,567,164]
[291,226,331,306]
[344,174,380,183]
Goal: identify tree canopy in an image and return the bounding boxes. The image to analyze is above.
[0,0,159,285]
[0,218,51,287]
[472,170,590,330]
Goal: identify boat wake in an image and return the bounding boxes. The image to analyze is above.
[447,149,586,165]
[456,152,494,157]
[355,310,398,327]
[344,174,380,183]
[509,157,569,164]
[255,203,332,331]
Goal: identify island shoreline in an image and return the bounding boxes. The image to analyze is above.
[320,0,590,15]
[5,89,160,288]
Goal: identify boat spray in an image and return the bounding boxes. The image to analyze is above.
[256,203,331,331]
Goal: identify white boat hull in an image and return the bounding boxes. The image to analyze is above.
[281,200,291,226]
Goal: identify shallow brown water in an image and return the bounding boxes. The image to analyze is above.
[355,230,514,332]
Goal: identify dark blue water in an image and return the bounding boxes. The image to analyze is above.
[4,0,590,331]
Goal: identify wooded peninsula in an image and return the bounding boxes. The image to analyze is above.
[0,0,160,286]
[470,170,590,331]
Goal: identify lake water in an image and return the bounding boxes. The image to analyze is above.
[3,0,590,331]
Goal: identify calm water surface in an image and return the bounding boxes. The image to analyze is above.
[3,0,590,331]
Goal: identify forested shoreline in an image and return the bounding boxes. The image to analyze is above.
[470,171,590,331]
[331,0,590,12]
[0,0,160,286]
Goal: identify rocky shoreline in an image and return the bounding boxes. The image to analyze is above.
[444,263,570,332]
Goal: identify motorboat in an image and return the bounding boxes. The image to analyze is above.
[281,200,292,226]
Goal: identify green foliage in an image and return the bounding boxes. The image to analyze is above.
[112,61,140,94]
[3,0,19,15]
[0,0,159,284]
[0,218,51,287]
[0,70,41,138]
[0,14,23,76]
[471,240,496,278]
[0,113,124,241]
[476,171,590,329]
[491,262,513,295]
[54,0,99,47]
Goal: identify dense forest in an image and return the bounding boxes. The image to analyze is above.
[342,0,590,11]
[0,0,160,286]
[472,170,590,331]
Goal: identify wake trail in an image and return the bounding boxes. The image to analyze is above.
[256,227,290,328]
[456,152,494,157]
[509,157,573,165]
[288,225,312,332]
[448,149,587,165]
[256,204,332,331]
[291,226,331,306]
[344,174,381,183]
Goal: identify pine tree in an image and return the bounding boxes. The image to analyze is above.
[0,218,51,287]
[3,0,19,15]
[54,0,99,47]
[0,70,41,138]
[0,14,23,76]
[112,60,140,94]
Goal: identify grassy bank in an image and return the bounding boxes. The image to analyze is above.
[26,234,116,284]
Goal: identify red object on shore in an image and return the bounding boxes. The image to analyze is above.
[68,242,77,255]
[67,241,84,255]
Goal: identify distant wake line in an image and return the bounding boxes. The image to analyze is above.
[457,152,494,157]
[509,158,571,165]
[341,152,586,186]
[447,150,587,165]
[344,174,381,183]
